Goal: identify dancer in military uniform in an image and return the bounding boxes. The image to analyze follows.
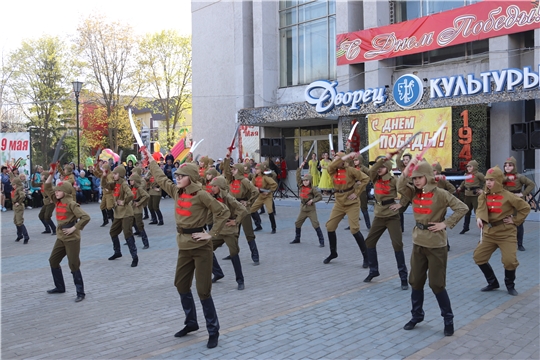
[363,156,409,289]
[208,176,247,290]
[250,163,278,233]
[130,173,150,249]
[145,149,229,349]
[222,154,261,265]
[93,160,115,227]
[473,165,530,296]
[290,160,325,247]
[433,162,456,251]
[348,154,371,230]
[502,156,534,251]
[146,168,164,226]
[323,151,370,266]
[12,177,30,244]
[57,163,76,185]
[104,165,139,267]
[457,160,484,234]
[396,151,413,232]
[398,159,468,337]
[132,166,150,220]
[44,170,90,302]
[33,170,57,235]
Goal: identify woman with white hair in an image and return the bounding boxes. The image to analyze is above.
[77,170,92,204]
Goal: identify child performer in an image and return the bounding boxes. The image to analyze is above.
[130,173,150,249]
[12,178,30,244]
[457,160,484,234]
[249,163,278,233]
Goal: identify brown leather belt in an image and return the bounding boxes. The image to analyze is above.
[415,222,431,230]
[485,220,505,228]
[335,187,354,194]
[376,199,395,206]
[177,226,204,234]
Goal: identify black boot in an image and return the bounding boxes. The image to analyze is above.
[15,225,23,242]
[447,238,450,251]
[404,289,424,330]
[230,254,245,290]
[435,289,454,336]
[248,240,260,265]
[108,236,122,260]
[143,206,149,219]
[156,209,164,226]
[125,236,138,267]
[399,212,404,233]
[251,212,262,231]
[395,251,409,290]
[212,253,224,283]
[100,209,109,227]
[290,228,301,244]
[201,297,220,348]
[460,214,470,234]
[269,213,276,234]
[504,269,518,296]
[323,231,338,264]
[21,225,30,244]
[315,227,325,247]
[259,206,265,214]
[222,255,231,260]
[47,267,66,294]
[41,219,51,233]
[353,231,368,268]
[48,219,57,235]
[174,292,199,337]
[517,224,525,251]
[363,248,380,282]
[108,209,114,222]
[141,230,149,249]
[362,208,371,230]
[72,270,85,302]
[149,208,158,224]
[133,223,140,236]
[478,263,500,291]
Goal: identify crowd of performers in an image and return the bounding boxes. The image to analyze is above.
[7,144,534,348]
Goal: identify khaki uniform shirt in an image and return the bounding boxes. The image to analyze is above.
[44,183,91,241]
[327,158,369,207]
[145,174,162,196]
[214,192,248,236]
[459,171,485,196]
[369,158,407,218]
[296,168,323,211]
[131,186,149,214]
[398,178,468,248]
[149,161,230,250]
[95,168,115,196]
[437,179,456,194]
[503,173,535,196]
[252,174,278,198]
[103,178,133,218]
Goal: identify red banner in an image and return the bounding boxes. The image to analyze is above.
[337,0,540,65]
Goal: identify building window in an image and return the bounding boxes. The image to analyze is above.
[394,0,481,22]
[279,0,336,87]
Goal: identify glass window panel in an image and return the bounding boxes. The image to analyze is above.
[329,0,335,15]
[396,0,420,22]
[280,8,297,27]
[328,16,336,80]
[299,0,328,22]
[299,18,328,84]
[423,0,464,16]
[280,0,297,10]
[282,127,297,137]
[428,42,465,63]
[280,27,298,87]
[471,39,489,55]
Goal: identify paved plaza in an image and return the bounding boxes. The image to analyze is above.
[1,196,539,359]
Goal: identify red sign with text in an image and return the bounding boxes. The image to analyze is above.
[337,0,540,65]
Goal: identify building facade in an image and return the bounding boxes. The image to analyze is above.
[192,0,540,185]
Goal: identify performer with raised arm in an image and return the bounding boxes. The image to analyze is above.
[323,151,370,266]
[129,173,150,249]
[249,163,278,234]
[290,160,325,247]
[473,165,530,296]
[11,177,30,244]
[398,159,468,337]
[44,168,90,302]
[144,149,229,349]
[34,170,57,235]
[457,160,485,234]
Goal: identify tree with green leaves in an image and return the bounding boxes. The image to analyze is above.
[138,30,192,149]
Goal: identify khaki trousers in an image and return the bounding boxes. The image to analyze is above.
[409,244,447,294]
[326,201,360,234]
[473,227,519,270]
[250,194,274,214]
[295,207,320,229]
[109,217,134,239]
[49,238,81,272]
[174,241,213,300]
[365,214,403,251]
[212,234,240,257]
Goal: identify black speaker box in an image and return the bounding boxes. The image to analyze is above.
[529,121,540,149]
[511,123,528,151]
[260,137,285,158]
[260,138,272,157]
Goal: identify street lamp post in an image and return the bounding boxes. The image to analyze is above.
[72,81,83,170]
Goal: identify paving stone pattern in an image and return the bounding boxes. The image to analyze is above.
[1,197,538,359]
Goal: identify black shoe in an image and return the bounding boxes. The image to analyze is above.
[319,243,324,248]
[42,230,51,234]
[237,283,245,290]
[124,242,128,245]
[253,261,260,266]
[143,245,149,249]
[131,257,139,267]
[254,225,262,232]
[47,288,65,294]
[207,333,219,349]
[108,253,122,260]
[518,245,525,251]
[212,274,224,283]
[401,280,409,290]
[51,231,56,236]
[403,321,417,330]
[290,239,300,244]
[174,324,199,337]
[444,324,454,336]
[481,284,500,291]
[15,236,22,242]
[222,255,231,260]
[23,238,29,244]
[133,232,141,236]
[149,221,158,225]
[459,228,469,234]
[143,215,149,220]
[75,295,85,303]
[363,273,379,283]
[158,220,164,226]
[323,253,337,264]
[100,221,109,227]
[344,226,350,230]
[271,229,276,234]
[447,244,451,251]
[362,260,368,269]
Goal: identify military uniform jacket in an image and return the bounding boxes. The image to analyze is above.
[369,158,407,218]
[149,161,230,250]
[214,192,248,236]
[95,168,115,196]
[296,168,322,211]
[398,177,468,248]
[437,179,456,194]
[44,183,91,241]
[503,173,535,196]
[145,174,162,196]
[252,174,278,197]
[11,187,26,209]
[57,168,76,185]
[227,176,258,207]
[103,178,134,218]
[327,158,369,207]
[131,186,149,214]
[459,171,485,196]
[476,188,530,238]
[33,177,51,206]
